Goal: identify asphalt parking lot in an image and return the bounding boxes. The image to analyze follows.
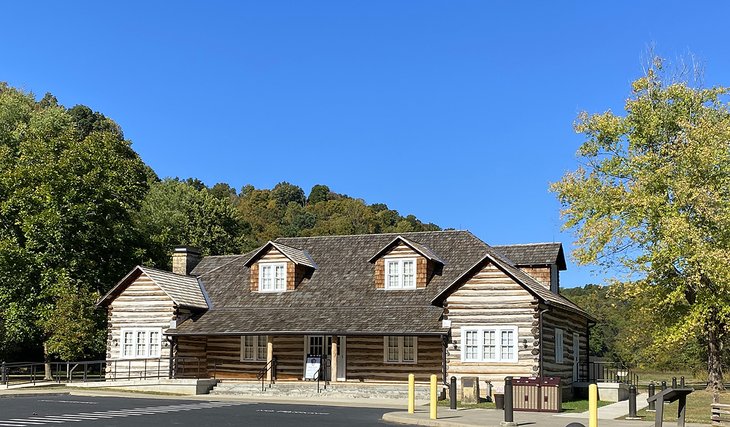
[0,394,393,426]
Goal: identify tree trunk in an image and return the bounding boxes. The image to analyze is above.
[43,342,52,381]
[706,310,725,392]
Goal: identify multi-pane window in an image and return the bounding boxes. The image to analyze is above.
[555,328,564,363]
[122,331,134,357]
[384,258,417,289]
[383,336,418,363]
[259,263,287,292]
[241,336,268,361]
[483,330,496,360]
[119,328,162,359]
[461,326,518,362]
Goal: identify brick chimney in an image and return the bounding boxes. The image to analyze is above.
[172,246,201,275]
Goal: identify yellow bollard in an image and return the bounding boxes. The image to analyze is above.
[589,383,598,427]
[408,374,415,414]
[430,374,438,420]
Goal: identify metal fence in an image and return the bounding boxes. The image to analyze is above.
[578,361,639,385]
[1,357,204,388]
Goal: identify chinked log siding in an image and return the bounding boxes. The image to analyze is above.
[106,275,176,377]
[346,335,442,382]
[444,261,540,387]
[541,306,589,387]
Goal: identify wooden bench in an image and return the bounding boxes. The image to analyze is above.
[712,403,730,426]
[646,387,693,427]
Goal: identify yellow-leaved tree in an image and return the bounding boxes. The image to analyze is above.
[552,58,730,391]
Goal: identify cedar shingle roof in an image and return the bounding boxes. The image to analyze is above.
[368,235,446,264]
[98,266,209,310]
[168,231,591,335]
[244,241,317,269]
[492,243,566,270]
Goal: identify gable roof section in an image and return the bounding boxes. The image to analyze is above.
[97,266,209,310]
[171,230,487,336]
[367,235,446,264]
[432,252,593,320]
[492,242,566,270]
[244,241,317,269]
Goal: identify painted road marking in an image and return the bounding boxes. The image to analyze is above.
[0,401,243,426]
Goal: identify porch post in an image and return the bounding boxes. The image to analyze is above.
[266,336,274,382]
[331,337,338,382]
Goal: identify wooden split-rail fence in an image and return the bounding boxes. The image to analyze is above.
[712,403,730,426]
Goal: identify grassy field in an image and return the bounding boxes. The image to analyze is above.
[634,369,707,387]
[634,390,728,424]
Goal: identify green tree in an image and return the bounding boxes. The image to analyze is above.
[135,179,250,268]
[0,83,150,369]
[307,184,330,205]
[552,59,730,390]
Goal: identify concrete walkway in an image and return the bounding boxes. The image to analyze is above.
[382,393,711,427]
[382,407,707,427]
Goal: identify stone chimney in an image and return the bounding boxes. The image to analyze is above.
[172,246,201,275]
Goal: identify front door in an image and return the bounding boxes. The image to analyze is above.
[305,336,331,380]
[336,336,346,381]
[573,332,580,382]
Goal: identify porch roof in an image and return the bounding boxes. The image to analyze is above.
[166,305,445,336]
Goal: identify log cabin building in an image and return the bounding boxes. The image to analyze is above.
[98,230,594,397]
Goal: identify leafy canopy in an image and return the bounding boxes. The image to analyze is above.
[552,59,730,386]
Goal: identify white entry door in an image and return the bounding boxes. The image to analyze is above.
[305,336,331,380]
[573,332,580,381]
[336,336,346,381]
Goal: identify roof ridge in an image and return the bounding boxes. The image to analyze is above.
[196,255,248,278]
[493,242,560,247]
[276,230,465,240]
[140,265,193,278]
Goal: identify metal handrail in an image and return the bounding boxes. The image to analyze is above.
[256,357,277,392]
[315,357,331,393]
[2,356,203,388]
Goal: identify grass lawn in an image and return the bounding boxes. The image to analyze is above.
[634,369,707,387]
[562,399,612,413]
[633,390,728,424]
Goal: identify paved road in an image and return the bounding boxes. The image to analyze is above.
[0,395,393,426]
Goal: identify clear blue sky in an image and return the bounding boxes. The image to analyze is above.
[3,1,728,288]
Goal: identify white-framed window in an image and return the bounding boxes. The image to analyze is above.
[555,328,564,363]
[384,258,417,289]
[119,327,162,359]
[259,262,287,292]
[241,335,268,361]
[461,326,518,362]
[383,336,418,363]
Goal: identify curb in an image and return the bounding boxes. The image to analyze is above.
[382,411,497,427]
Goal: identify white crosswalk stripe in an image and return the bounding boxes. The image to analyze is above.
[0,401,243,426]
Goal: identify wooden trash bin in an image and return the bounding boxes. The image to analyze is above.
[512,377,562,413]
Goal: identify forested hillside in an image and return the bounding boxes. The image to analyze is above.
[0,84,439,362]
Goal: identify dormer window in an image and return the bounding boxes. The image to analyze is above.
[385,258,416,289]
[259,262,287,292]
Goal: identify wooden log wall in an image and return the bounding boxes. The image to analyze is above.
[105,274,176,378]
[176,336,208,378]
[541,306,589,389]
[196,335,305,380]
[346,335,442,382]
[443,261,540,393]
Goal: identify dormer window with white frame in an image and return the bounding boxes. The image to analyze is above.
[384,258,416,289]
[259,262,287,292]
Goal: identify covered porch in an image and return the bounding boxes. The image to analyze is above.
[173,333,445,384]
